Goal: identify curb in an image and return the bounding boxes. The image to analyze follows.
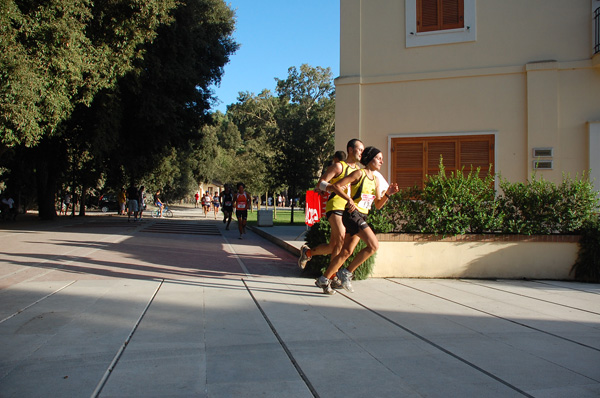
[248,226,302,256]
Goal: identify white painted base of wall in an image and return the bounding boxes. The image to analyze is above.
[373,240,579,280]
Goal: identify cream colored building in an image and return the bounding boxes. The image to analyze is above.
[335,0,600,192]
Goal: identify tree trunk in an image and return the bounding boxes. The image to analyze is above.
[36,155,58,221]
[79,186,87,216]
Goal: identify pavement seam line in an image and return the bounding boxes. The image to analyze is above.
[461,279,600,316]
[221,234,251,278]
[242,279,320,398]
[0,280,77,324]
[338,290,536,398]
[90,279,164,398]
[389,278,600,353]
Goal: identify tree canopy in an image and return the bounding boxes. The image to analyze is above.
[0,0,177,148]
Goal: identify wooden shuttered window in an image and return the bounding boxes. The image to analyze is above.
[391,135,495,190]
[417,0,464,33]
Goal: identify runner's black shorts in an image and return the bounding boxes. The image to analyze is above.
[326,210,343,220]
[236,210,248,220]
[223,206,233,214]
[342,209,370,236]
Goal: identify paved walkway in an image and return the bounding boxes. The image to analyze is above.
[0,209,599,397]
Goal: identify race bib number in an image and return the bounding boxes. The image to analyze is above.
[225,201,232,206]
[357,194,375,210]
[237,202,246,209]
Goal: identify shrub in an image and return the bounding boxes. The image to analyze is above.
[498,172,598,234]
[374,163,502,235]
[303,216,375,280]
[571,216,600,283]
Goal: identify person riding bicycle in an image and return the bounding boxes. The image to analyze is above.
[154,189,165,218]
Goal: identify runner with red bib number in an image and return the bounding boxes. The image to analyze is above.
[233,182,251,239]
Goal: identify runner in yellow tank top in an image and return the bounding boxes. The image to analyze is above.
[315,146,400,295]
[297,139,365,275]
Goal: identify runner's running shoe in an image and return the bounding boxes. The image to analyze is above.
[338,268,354,292]
[315,276,336,295]
[297,245,312,269]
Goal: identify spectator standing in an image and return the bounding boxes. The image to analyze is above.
[118,188,127,215]
[138,186,146,220]
[127,184,139,222]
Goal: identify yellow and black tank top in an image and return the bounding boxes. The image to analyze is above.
[350,169,377,214]
[325,161,360,212]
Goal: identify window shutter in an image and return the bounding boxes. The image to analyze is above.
[392,135,494,191]
[427,141,457,177]
[392,141,425,190]
[460,137,494,178]
[441,0,464,30]
[418,0,439,32]
[417,0,464,33]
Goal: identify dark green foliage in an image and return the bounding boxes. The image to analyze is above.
[376,164,503,235]
[375,163,598,236]
[571,216,600,283]
[303,217,375,280]
[498,173,598,234]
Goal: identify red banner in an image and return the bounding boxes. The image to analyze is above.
[305,190,322,226]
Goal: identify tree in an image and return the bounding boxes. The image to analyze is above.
[227,90,280,196]
[108,0,238,187]
[0,0,177,149]
[2,0,238,219]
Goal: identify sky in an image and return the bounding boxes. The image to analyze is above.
[210,0,340,113]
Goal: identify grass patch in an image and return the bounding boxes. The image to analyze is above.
[246,208,306,227]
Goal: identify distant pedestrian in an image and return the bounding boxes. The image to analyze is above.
[194,191,200,208]
[138,186,146,220]
[233,182,251,239]
[212,192,220,219]
[63,193,71,215]
[127,184,139,222]
[118,188,127,215]
[203,191,211,217]
[221,186,234,230]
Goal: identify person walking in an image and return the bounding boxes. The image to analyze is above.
[118,188,127,215]
[315,146,399,295]
[233,182,251,239]
[138,186,146,220]
[221,186,234,230]
[127,184,139,222]
[194,191,200,208]
[297,139,365,276]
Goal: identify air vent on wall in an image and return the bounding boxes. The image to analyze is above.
[532,147,553,157]
[533,160,553,170]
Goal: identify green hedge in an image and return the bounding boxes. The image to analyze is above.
[303,218,375,280]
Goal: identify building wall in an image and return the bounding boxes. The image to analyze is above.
[336,0,600,186]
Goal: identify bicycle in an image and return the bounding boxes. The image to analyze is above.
[151,204,173,218]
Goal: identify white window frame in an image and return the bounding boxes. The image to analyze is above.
[405,0,477,48]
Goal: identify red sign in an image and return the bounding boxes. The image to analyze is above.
[305,190,322,226]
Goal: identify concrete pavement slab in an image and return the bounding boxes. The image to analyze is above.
[0,212,599,397]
